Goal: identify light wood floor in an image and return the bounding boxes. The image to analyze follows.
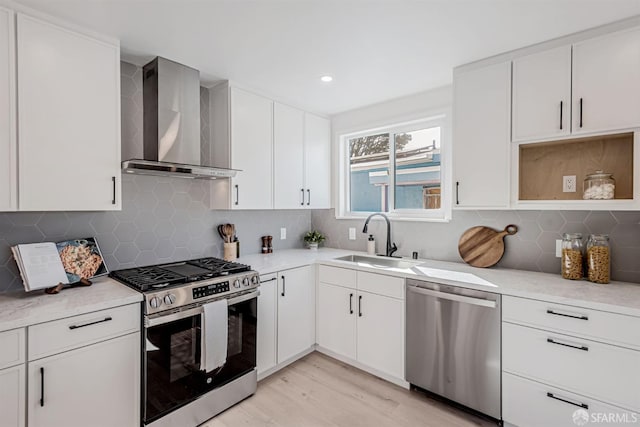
[203,352,496,427]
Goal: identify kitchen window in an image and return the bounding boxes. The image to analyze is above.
[338,115,451,221]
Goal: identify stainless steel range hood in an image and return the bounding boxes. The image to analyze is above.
[122,57,237,179]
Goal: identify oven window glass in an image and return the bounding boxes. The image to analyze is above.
[144,297,257,424]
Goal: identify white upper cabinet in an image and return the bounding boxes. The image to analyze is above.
[274,103,305,209]
[572,27,640,135]
[304,113,331,208]
[17,14,121,211]
[453,61,511,209]
[0,7,15,212]
[512,46,572,142]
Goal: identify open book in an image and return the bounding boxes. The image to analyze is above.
[12,237,108,292]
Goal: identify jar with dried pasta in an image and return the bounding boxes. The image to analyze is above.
[586,234,610,284]
[561,233,584,280]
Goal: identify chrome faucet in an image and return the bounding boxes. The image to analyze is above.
[362,213,398,257]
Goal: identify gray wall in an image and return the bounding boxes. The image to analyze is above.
[0,62,310,293]
[312,209,640,283]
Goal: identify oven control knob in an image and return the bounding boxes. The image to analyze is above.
[242,277,250,287]
[233,279,241,288]
[251,275,259,285]
[164,294,176,305]
[149,297,162,309]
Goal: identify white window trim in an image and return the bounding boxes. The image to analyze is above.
[336,113,452,222]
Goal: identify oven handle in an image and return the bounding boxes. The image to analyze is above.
[145,291,259,328]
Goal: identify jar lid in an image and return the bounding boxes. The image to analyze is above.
[589,234,609,240]
[563,233,582,239]
[585,170,614,179]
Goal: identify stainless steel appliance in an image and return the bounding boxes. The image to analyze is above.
[111,258,260,427]
[405,279,501,420]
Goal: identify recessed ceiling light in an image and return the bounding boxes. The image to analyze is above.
[320,75,333,83]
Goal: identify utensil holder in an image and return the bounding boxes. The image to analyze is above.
[223,243,237,261]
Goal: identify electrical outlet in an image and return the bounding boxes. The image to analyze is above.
[563,175,577,193]
[280,228,286,240]
[349,227,356,240]
[556,239,562,257]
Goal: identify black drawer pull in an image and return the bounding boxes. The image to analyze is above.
[547,338,588,351]
[69,316,113,330]
[281,275,286,297]
[40,367,44,407]
[455,181,460,205]
[546,309,588,321]
[260,277,276,283]
[559,101,563,130]
[579,98,583,128]
[547,392,589,410]
[358,295,363,317]
[300,188,305,206]
[111,176,116,205]
[349,293,354,315]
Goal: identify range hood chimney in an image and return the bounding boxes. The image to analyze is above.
[122,57,237,179]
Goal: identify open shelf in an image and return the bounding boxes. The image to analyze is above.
[519,132,634,201]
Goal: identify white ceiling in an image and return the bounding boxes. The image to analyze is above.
[13,0,640,115]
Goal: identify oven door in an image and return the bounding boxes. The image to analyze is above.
[143,291,257,424]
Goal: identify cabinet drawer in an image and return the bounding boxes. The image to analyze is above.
[29,304,140,360]
[503,295,640,349]
[357,271,403,299]
[504,372,637,427]
[503,322,640,411]
[0,328,25,370]
[319,265,356,289]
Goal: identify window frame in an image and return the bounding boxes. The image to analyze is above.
[337,114,452,222]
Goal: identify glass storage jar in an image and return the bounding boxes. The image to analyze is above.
[586,234,610,284]
[583,171,615,200]
[561,233,584,280]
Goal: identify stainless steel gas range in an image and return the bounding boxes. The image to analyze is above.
[110,257,260,427]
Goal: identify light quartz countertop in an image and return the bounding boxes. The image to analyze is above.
[239,248,640,318]
[0,276,142,332]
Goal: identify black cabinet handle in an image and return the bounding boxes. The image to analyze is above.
[547,392,589,410]
[455,181,460,205]
[281,275,285,297]
[547,338,588,351]
[69,316,112,330]
[234,185,239,206]
[559,101,563,130]
[307,189,310,206]
[111,176,116,205]
[358,295,362,317]
[546,309,588,321]
[349,293,354,314]
[260,277,276,284]
[300,188,305,206]
[579,98,583,128]
[40,367,44,407]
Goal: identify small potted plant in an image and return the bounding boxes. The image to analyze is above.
[303,230,325,250]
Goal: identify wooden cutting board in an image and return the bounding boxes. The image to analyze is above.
[458,224,518,268]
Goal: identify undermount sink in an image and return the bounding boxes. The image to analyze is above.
[334,254,422,270]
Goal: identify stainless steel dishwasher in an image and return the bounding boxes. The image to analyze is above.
[406,279,501,420]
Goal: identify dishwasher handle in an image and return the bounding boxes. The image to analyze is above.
[407,284,497,308]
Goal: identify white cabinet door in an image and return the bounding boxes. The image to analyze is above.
[277,266,314,363]
[28,333,140,427]
[317,282,356,359]
[274,103,305,209]
[356,291,404,379]
[304,113,331,208]
[257,273,277,375]
[573,27,640,134]
[452,61,511,208]
[0,7,15,212]
[0,364,25,427]
[230,87,273,209]
[512,46,572,142]
[17,14,120,211]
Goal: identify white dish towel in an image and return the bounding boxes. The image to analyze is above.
[201,299,228,373]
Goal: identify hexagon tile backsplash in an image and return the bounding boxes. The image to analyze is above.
[311,209,640,284]
[0,174,312,293]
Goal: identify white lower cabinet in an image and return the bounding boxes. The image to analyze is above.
[277,265,315,363]
[28,332,140,427]
[257,273,278,375]
[0,364,25,427]
[317,266,404,382]
[503,296,640,426]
